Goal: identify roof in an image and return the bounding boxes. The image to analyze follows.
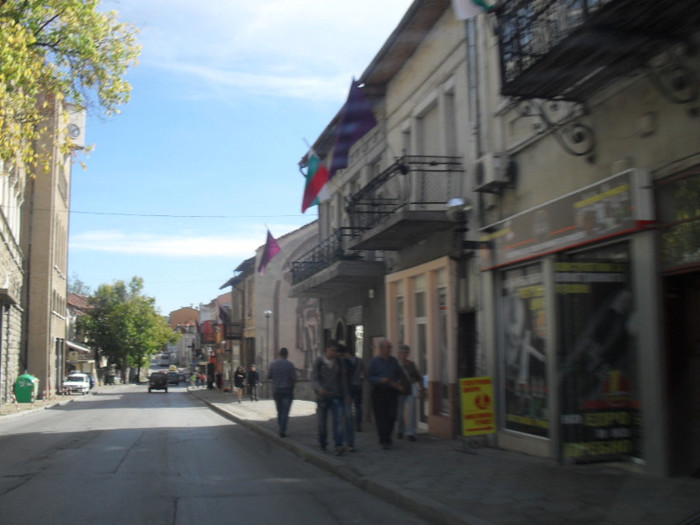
[68,293,91,313]
[304,0,450,159]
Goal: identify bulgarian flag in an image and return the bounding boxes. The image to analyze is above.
[451,0,494,20]
[301,151,330,213]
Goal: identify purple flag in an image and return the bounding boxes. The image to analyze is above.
[258,230,281,275]
[329,79,377,178]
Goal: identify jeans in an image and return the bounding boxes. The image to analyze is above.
[249,384,259,401]
[273,388,294,435]
[317,395,344,449]
[397,393,416,437]
[343,398,355,447]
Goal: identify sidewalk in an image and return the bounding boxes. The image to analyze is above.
[189,388,700,525]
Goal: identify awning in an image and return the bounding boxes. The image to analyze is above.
[66,340,93,354]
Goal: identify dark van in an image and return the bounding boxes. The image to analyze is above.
[149,372,168,393]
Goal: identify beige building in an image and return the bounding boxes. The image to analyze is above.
[291,0,474,437]
[290,0,700,478]
[20,98,85,399]
[254,222,319,381]
[168,306,200,368]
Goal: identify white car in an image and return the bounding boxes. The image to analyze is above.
[63,373,91,395]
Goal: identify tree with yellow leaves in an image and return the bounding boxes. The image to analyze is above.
[0,0,140,168]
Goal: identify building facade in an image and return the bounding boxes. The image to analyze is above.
[290,0,700,477]
[477,0,700,476]
[0,159,27,403]
[291,0,476,437]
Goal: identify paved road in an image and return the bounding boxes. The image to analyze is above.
[0,383,428,524]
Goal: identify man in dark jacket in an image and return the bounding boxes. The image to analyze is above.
[368,338,404,449]
[312,341,348,455]
[248,365,260,401]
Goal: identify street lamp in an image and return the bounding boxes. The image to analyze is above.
[264,310,272,373]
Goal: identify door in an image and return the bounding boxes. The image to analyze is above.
[664,272,700,477]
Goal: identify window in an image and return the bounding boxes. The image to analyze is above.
[501,263,548,437]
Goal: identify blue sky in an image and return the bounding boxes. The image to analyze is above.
[68,0,414,314]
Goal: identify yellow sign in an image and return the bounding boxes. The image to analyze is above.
[460,377,496,436]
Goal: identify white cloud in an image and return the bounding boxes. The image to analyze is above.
[71,230,264,258]
[106,0,414,101]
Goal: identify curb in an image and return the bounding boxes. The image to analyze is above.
[189,389,481,525]
[0,397,74,421]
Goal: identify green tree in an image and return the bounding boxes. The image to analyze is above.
[79,277,179,382]
[0,0,140,167]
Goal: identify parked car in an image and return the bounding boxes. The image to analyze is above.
[149,372,168,393]
[63,373,91,395]
[166,371,180,385]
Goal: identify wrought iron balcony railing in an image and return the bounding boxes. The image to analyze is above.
[291,228,374,285]
[496,0,700,100]
[346,155,464,232]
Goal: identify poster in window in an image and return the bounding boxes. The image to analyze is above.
[557,260,640,463]
[502,265,548,437]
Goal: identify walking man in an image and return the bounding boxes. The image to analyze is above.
[337,344,359,451]
[312,341,348,455]
[267,347,297,438]
[248,364,260,401]
[368,339,404,449]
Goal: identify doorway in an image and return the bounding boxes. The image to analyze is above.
[664,271,700,477]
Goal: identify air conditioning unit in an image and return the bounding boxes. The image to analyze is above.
[65,103,86,149]
[474,152,512,193]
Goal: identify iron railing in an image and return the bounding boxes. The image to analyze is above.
[496,0,698,99]
[291,228,374,285]
[346,155,464,232]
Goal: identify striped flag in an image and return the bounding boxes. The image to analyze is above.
[301,152,330,213]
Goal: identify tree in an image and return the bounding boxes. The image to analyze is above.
[79,277,179,382]
[0,0,140,167]
[68,272,91,295]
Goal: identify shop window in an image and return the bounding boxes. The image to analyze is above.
[501,264,548,438]
[396,295,404,345]
[438,286,449,414]
[556,243,641,463]
[657,170,700,270]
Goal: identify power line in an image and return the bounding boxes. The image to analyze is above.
[70,210,306,218]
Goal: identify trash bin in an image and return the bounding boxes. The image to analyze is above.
[105,374,115,385]
[15,374,40,403]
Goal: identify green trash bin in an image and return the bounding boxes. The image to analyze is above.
[15,374,40,403]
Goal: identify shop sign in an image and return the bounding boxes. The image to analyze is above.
[201,320,217,344]
[481,169,653,268]
[460,377,496,436]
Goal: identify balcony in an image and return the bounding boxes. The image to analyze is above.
[496,0,700,101]
[222,322,243,340]
[289,228,384,298]
[346,156,464,250]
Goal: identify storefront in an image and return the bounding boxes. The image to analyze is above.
[386,256,459,438]
[480,169,667,470]
[656,166,700,476]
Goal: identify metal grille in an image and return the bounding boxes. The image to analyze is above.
[347,155,463,232]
